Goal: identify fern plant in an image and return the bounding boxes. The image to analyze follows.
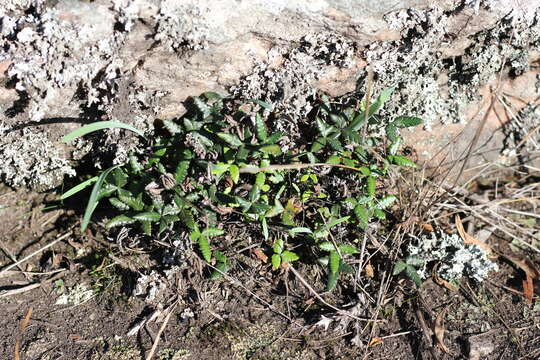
[62,89,422,289]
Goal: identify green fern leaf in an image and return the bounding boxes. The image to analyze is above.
[133,211,161,222]
[105,215,136,229]
[390,155,417,168]
[271,254,281,270]
[366,176,376,197]
[109,197,130,210]
[175,160,190,183]
[329,251,340,274]
[255,113,267,142]
[393,116,422,128]
[199,236,212,262]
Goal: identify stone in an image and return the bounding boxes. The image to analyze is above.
[0,0,539,189]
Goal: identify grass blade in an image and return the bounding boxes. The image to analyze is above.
[81,165,120,232]
[60,176,98,200]
[60,121,146,143]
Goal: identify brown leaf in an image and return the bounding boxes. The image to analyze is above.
[523,275,534,304]
[252,248,268,263]
[421,223,434,232]
[455,216,492,253]
[15,307,33,360]
[434,306,451,354]
[368,337,383,347]
[433,271,458,292]
[365,262,375,278]
[503,254,540,280]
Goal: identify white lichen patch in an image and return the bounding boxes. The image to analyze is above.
[364,5,540,129]
[55,283,94,305]
[0,127,75,189]
[153,1,209,52]
[407,231,499,283]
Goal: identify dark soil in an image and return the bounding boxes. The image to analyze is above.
[1,171,539,360]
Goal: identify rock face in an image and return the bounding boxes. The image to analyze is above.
[0,0,539,189]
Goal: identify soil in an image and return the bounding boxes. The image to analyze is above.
[1,167,539,360]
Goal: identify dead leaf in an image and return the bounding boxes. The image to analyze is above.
[368,337,383,347]
[421,223,434,232]
[315,315,333,331]
[365,262,374,278]
[455,216,492,253]
[252,248,268,263]
[503,254,540,280]
[433,271,458,292]
[523,275,534,304]
[434,306,451,354]
[15,307,33,360]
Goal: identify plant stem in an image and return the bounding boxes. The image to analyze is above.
[239,163,364,174]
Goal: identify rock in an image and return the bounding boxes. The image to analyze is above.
[0,0,539,189]
[467,333,495,360]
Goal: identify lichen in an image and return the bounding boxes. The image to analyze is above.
[407,231,499,283]
[0,127,76,190]
[363,4,540,130]
[153,1,209,52]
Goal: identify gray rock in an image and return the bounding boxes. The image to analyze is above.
[0,0,539,189]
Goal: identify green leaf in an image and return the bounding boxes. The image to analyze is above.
[255,113,267,142]
[162,119,182,134]
[259,144,282,156]
[385,123,398,143]
[354,204,369,229]
[118,193,144,211]
[310,137,326,153]
[316,117,332,137]
[175,160,190,183]
[105,215,136,229]
[327,216,350,229]
[339,244,358,255]
[133,211,161,222]
[405,265,423,287]
[264,132,283,145]
[288,227,312,234]
[329,251,340,274]
[199,236,212,262]
[109,168,127,188]
[373,208,386,220]
[319,242,336,252]
[393,261,407,275]
[326,155,341,164]
[367,88,393,117]
[393,116,422,128]
[262,217,269,241]
[141,220,152,235]
[281,251,299,263]
[61,121,146,143]
[390,155,417,168]
[202,227,224,237]
[326,269,339,291]
[60,176,98,200]
[217,133,243,147]
[388,137,402,156]
[212,162,231,177]
[109,197,130,210]
[229,164,240,184]
[129,155,142,174]
[273,238,284,254]
[366,176,376,197]
[377,195,397,209]
[249,99,273,110]
[327,137,344,152]
[271,254,281,270]
[189,230,201,242]
[210,262,231,280]
[81,165,120,232]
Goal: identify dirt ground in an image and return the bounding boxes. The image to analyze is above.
[1,161,539,360]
